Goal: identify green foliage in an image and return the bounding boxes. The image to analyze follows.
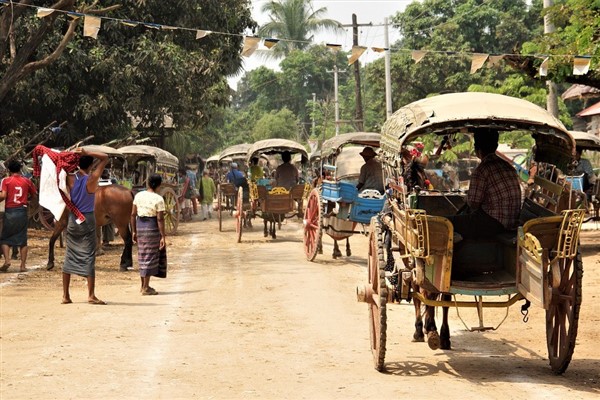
[257,0,342,57]
[252,108,301,141]
[1,0,256,155]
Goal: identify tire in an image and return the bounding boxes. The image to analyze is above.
[368,217,388,371]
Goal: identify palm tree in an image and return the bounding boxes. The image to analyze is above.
[258,0,343,57]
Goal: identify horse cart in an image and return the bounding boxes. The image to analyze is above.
[302,132,385,261]
[234,138,310,242]
[118,145,181,235]
[357,92,585,374]
[215,143,251,232]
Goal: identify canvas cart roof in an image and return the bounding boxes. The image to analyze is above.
[335,146,366,179]
[219,143,251,161]
[81,144,124,158]
[118,145,179,168]
[381,92,574,168]
[570,131,600,151]
[320,132,381,158]
[205,154,220,163]
[247,139,308,162]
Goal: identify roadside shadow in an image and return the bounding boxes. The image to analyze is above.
[383,332,599,396]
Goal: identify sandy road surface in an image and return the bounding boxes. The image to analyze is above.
[1,216,599,400]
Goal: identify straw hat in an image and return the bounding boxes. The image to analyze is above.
[359,147,377,158]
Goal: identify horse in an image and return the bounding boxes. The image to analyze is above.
[402,158,453,350]
[46,184,134,271]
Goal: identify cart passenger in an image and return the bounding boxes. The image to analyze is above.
[249,157,264,182]
[275,151,299,189]
[356,147,384,193]
[226,162,246,188]
[447,128,522,240]
[574,146,597,199]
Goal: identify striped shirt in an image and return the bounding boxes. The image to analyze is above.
[467,153,522,229]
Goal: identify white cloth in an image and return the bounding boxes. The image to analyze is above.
[38,153,69,221]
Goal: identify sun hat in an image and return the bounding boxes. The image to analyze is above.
[359,147,377,158]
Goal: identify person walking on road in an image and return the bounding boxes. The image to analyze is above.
[62,148,108,305]
[131,173,167,295]
[199,170,216,220]
[0,160,37,272]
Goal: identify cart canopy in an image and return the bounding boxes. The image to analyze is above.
[118,145,179,169]
[219,143,251,162]
[570,131,600,151]
[247,138,308,163]
[381,92,574,170]
[320,132,381,159]
[81,144,124,159]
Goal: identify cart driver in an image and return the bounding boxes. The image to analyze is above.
[447,128,522,240]
[275,151,299,189]
[356,147,384,194]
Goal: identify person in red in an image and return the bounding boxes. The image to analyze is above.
[0,160,38,272]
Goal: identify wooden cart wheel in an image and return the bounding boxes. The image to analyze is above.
[368,217,388,372]
[546,251,583,374]
[38,206,56,231]
[236,186,243,243]
[217,184,223,232]
[161,187,179,235]
[303,188,321,261]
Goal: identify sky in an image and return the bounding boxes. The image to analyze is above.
[228,0,418,88]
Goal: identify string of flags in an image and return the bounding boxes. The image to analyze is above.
[1,0,596,77]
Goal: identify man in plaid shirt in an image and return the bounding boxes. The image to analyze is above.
[448,128,522,239]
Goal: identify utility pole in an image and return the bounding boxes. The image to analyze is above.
[544,0,559,117]
[311,92,316,138]
[343,15,371,132]
[384,17,393,118]
[326,65,345,136]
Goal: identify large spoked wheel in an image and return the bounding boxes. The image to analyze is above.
[368,217,388,372]
[217,184,223,232]
[546,251,583,374]
[161,187,180,235]
[236,186,243,243]
[303,188,322,261]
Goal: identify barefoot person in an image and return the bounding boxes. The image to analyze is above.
[0,160,37,272]
[131,173,167,295]
[62,148,108,305]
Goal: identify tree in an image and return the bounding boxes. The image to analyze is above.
[1,0,256,153]
[252,108,301,141]
[507,0,600,89]
[257,0,342,57]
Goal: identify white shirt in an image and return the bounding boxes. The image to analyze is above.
[133,190,165,217]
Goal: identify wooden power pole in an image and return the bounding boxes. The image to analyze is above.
[343,14,371,131]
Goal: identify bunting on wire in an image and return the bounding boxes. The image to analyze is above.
[196,30,212,40]
[83,15,101,39]
[573,56,591,76]
[470,53,488,74]
[348,46,367,65]
[326,43,342,53]
[411,50,427,63]
[263,38,279,49]
[539,57,550,77]
[37,8,54,18]
[6,0,599,77]
[242,36,260,57]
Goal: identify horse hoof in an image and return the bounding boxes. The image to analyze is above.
[440,338,451,350]
[119,267,130,272]
[346,250,352,257]
[427,331,440,350]
[46,264,55,271]
[412,333,425,343]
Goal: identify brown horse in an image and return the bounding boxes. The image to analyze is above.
[46,185,134,271]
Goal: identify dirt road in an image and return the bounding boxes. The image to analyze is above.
[1,216,599,399]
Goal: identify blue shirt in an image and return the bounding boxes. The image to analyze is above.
[226,169,245,187]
